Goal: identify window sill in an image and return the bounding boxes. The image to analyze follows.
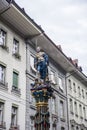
[75,114,78,117]
[80,116,83,119]
[70,111,74,115]
[30,104,36,110]
[0,44,9,52]
[11,86,21,96]
[60,117,66,122]
[0,81,8,91]
[9,124,19,130]
[12,53,21,60]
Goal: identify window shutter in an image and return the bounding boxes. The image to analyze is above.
[13,72,18,88]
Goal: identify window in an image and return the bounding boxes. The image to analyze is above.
[59,77,63,90]
[13,39,19,54]
[73,83,76,92]
[61,127,65,130]
[71,125,74,130]
[82,89,84,98]
[74,102,78,115]
[52,98,56,114]
[68,79,72,90]
[11,106,18,126]
[70,99,73,113]
[79,104,82,118]
[86,92,87,99]
[53,126,56,130]
[30,116,35,130]
[0,29,6,46]
[13,72,18,88]
[83,107,86,119]
[30,55,36,73]
[0,102,4,123]
[0,65,5,84]
[76,126,79,130]
[29,93,35,105]
[60,101,64,118]
[78,86,81,97]
[50,71,56,84]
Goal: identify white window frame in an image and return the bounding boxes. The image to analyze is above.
[11,106,18,126]
[50,70,56,85]
[0,29,6,46]
[82,89,84,98]
[60,100,64,118]
[83,107,86,119]
[0,102,4,123]
[59,77,63,90]
[68,79,72,90]
[79,104,82,117]
[73,83,76,93]
[0,65,5,84]
[74,102,77,115]
[51,98,56,114]
[30,55,37,73]
[13,39,19,54]
[70,99,73,113]
[78,86,81,97]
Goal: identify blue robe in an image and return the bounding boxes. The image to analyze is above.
[34,52,49,80]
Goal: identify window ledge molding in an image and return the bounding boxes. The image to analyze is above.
[70,111,74,115]
[0,44,9,52]
[9,124,19,130]
[12,53,21,60]
[0,81,8,91]
[60,117,66,122]
[11,86,21,96]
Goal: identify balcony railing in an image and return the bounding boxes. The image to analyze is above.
[0,80,8,90]
[0,121,6,129]
[11,86,21,95]
[9,124,20,130]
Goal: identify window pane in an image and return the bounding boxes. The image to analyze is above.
[11,106,18,126]
[0,29,6,45]
[60,101,64,118]
[68,79,72,90]
[30,56,34,67]
[52,98,56,113]
[50,71,55,83]
[70,99,73,113]
[59,77,63,90]
[13,72,18,88]
[13,39,19,53]
[0,65,5,83]
[0,102,4,122]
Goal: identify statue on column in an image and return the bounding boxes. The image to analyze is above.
[34,46,49,82]
[30,46,54,130]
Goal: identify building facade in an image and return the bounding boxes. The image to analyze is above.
[0,20,26,130]
[67,72,87,130]
[0,1,26,130]
[1,1,87,130]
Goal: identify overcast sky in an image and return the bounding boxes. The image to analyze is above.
[15,0,87,75]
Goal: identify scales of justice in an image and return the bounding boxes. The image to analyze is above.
[31,46,54,130]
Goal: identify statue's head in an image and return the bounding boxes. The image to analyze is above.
[36,46,41,53]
